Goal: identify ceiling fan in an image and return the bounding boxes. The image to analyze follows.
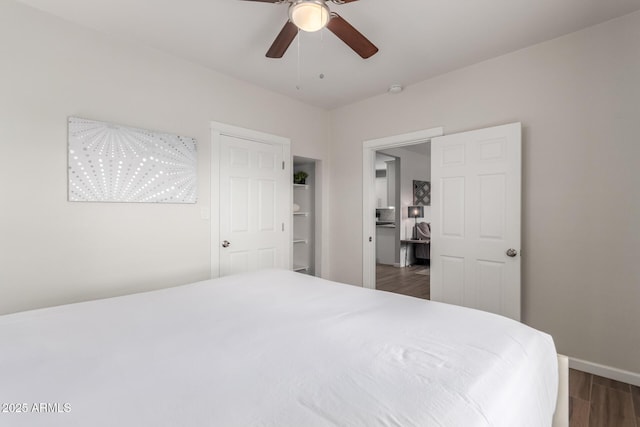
[243,0,378,59]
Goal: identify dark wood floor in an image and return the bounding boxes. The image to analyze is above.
[376,263,430,300]
[376,264,640,427]
[570,368,640,427]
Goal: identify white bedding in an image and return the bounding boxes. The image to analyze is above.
[0,269,557,426]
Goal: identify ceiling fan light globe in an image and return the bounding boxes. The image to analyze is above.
[289,1,330,32]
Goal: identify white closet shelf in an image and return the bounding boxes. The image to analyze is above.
[293,157,317,277]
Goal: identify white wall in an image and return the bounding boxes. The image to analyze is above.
[0,1,329,314]
[328,11,640,375]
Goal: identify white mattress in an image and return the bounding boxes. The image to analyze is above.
[0,269,558,426]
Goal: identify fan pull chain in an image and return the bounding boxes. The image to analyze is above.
[296,28,301,90]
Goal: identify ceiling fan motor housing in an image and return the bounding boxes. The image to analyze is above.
[289,0,331,32]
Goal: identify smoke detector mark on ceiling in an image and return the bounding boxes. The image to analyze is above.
[388,84,403,94]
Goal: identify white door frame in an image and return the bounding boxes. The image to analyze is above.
[211,121,291,278]
[362,127,443,289]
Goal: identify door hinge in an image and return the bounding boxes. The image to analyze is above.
[282,161,285,170]
[282,223,285,231]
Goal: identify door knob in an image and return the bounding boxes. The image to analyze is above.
[222,240,231,248]
[506,248,518,257]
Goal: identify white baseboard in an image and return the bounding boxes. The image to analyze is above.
[569,357,640,387]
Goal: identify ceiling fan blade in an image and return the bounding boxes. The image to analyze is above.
[330,0,360,3]
[266,21,298,58]
[326,13,378,59]
[239,0,282,3]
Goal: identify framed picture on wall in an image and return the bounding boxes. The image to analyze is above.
[413,180,431,206]
[67,117,198,203]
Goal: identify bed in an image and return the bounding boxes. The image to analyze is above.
[0,269,563,426]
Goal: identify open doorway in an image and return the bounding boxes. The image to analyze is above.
[375,143,431,299]
[361,126,443,294]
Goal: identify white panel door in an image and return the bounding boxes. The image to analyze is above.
[219,134,289,276]
[431,123,521,320]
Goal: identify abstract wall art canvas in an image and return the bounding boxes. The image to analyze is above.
[413,180,431,206]
[68,117,197,203]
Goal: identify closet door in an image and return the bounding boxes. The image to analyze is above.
[211,122,291,278]
[431,123,521,321]
[218,135,289,275]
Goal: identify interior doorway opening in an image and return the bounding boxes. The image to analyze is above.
[374,143,431,300]
[361,127,443,292]
[292,156,322,277]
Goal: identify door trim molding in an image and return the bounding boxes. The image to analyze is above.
[210,121,291,278]
[362,127,444,289]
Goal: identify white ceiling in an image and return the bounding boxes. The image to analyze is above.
[16,0,640,109]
